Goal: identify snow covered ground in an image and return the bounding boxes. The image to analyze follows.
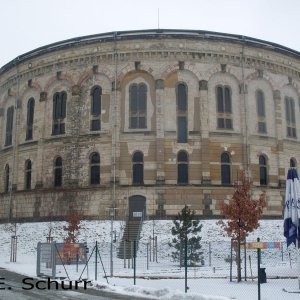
[0,219,299,299]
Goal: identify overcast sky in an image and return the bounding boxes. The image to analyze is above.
[1,0,300,68]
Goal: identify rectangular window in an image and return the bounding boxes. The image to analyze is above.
[285,97,296,138]
[129,83,147,129]
[216,86,233,130]
[52,122,65,135]
[218,118,232,129]
[221,165,231,185]
[52,92,67,135]
[217,118,225,129]
[225,118,232,129]
[178,116,187,143]
[224,87,232,113]
[287,127,297,138]
[5,107,14,146]
[130,116,138,129]
[26,127,33,140]
[91,166,100,184]
[139,116,146,128]
[258,122,267,133]
[91,119,101,131]
[217,87,224,113]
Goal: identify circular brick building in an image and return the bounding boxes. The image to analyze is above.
[0,29,299,222]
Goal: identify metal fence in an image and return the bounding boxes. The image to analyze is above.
[40,238,299,300]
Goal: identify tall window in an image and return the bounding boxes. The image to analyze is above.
[177,83,188,143]
[256,90,267,133]
[4,164,9,192]
[132,151,144,185]
[52,92,67,135]
[177,151,188,184]
[216,86,232,129]
[26,98,35,140]
[259,155,268,185]
[24,160,32,190]
[221,152,231,185]
[290,158,297,168]
[129,83,147,129]
[54,157,62,187]
[285,97,296,138]
[90,152,100,185]
[90,86,102,131]
[5,106,14,146]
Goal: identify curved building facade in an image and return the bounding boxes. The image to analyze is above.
[0,29,299,222]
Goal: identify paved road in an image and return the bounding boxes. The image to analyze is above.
[0,268,145,300]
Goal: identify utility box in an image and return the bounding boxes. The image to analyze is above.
[258,267,267,284]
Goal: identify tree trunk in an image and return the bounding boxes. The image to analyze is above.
[237,229,241,282]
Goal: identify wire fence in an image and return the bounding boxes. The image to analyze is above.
[43,238,300,300]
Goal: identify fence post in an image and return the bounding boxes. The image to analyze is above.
[133,240,136,285]
[257,238,261,300]
[208,242,211,267]
[147,243,149,270]
[124,240,126,268]
[10,235,17,262]
[131,241,134,269]
[95,241,98,281]
[153,236,155,263]
[185,238,188,293]
[36,242,41,276]
[51,242,56,278]
[244,239,247,281]
[155,236,158,262]
[230,239,233,282]
[149,237,152,262]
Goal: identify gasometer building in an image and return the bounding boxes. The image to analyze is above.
[0,29,299,222]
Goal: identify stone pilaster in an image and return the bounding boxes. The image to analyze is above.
[155,79,165,183]
[274,90,285,186]
[199,80,210,184]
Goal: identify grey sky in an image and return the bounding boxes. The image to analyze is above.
[1,0,300,68]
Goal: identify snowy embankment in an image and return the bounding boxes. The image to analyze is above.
[0,219,297,300]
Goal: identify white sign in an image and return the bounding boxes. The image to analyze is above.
[133,212,143,217]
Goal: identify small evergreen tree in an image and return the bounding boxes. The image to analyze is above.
[169,205,203,267]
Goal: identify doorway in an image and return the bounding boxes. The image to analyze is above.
[128,195,146,220]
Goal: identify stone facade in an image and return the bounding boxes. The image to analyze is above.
[0,29,299,222]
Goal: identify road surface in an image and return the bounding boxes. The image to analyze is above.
[0,268,144,300]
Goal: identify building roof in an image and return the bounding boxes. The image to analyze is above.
[1,28,300,75]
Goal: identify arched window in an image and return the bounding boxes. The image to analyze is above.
[259,155,268,185]
[177,83,188,143]
[177,151,188,184]
[5,106,14,146]
[54,157,62,187]
[290,158,297,168]
[90,86,102,131]
[216,86,232,129]
[4,164,9,192]
[285,97,296,138]
[132,151,144,185]
[24,160,32,190]
[221,152,231,185]
[129,83,147,129]
[26,98,35,140]
[256,90,267,133]
[52,91,67,135]
[90,152,100,185]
